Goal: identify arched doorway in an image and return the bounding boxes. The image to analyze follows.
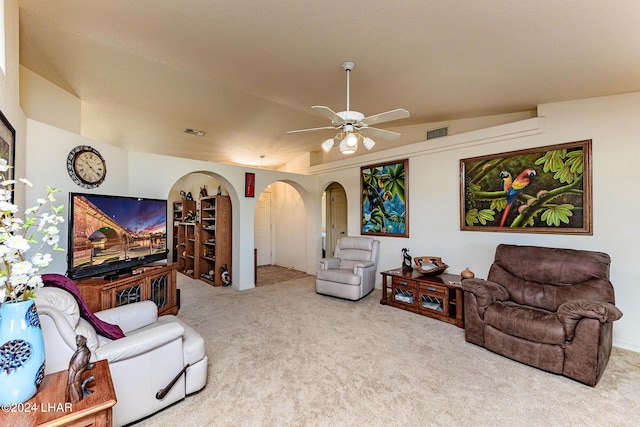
[169,171,232,285]
[254,181,312,286]
[323,182,347,258]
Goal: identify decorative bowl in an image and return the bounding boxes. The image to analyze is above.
[413,256,448,276]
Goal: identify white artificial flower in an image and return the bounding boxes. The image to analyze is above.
[41,225,60,236]
[31,253,53,268]
[9,274,30,287]
[5,218,23,232]
[18,178,33,187]
[5,234,31,252]
[0,201,18,214]
[0,157,63,302]
[27,274,43,289]
[11,261,33,276]
[43,234,60,245]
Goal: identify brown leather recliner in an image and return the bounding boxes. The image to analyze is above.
[462,244,623,386]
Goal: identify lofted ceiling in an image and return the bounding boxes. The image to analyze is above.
[17,0,640,170]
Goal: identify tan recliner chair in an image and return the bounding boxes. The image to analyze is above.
[316,236,380,300]
[36,282,208,426]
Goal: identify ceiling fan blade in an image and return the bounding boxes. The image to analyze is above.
[360,108,410,126]
[359,126,402,140]
[311,106,347,125]
[286,126,337,134]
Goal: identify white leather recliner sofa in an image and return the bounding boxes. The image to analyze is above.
[35,283,208,426]
[316,236,380,300]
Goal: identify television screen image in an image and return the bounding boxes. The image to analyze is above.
[67,193,168,279]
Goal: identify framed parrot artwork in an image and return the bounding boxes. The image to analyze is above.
[361,159,409,237]
[460,140,592,234]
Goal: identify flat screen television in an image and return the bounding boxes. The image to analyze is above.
[67,193,168,279]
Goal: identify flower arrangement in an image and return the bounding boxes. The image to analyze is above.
[0,158,64,303]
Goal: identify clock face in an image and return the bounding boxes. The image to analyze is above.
[67,146,107,188]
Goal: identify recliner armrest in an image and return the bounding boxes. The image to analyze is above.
[557,299,623,340]
[319,258,340,270]
[95,301,158,333]
[461,278,510,318]
[353,261,375,273]
[95,322,184,363]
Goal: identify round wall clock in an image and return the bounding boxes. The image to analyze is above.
[66,145,107,189]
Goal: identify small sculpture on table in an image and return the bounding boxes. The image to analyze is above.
[401,248,413,271]
[65,335,96,403]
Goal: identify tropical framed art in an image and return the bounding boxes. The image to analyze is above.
[460,139,592,234]
[361,159,408,237]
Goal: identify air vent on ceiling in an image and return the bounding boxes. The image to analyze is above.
[426,126,448,140]
[184,128,206,137]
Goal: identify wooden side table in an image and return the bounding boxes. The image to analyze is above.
[380,269,465,328]
[1,359,116,427]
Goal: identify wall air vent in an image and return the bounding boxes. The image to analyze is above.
[426,126,449,140]
[184,128,206,137]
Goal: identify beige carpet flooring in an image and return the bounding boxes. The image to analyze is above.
[134,272,640,427]
[255,265,311,286]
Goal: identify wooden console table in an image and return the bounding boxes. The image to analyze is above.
[380,269,464,328]
[76,262,179,316]
[0,359,116,427]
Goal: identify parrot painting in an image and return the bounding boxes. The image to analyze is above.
[499,168,536,227]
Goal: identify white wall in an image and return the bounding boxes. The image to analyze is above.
[24,118,322,291]
[271,181,307,271]
[313,92,640,352]
[24,120,131,276]
[20,66,81,134]
[0,0,25,200]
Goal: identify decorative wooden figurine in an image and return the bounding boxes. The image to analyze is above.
[65,335,96,403]
[402,248,413,271]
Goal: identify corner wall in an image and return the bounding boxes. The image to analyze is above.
[0,0,26,198]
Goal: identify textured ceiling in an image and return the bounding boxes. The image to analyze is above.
[18,0,640,169]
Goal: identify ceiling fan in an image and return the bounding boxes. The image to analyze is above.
[287,61,410,154]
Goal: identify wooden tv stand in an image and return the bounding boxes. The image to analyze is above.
[380,269,464,328]
[76,262,179,316]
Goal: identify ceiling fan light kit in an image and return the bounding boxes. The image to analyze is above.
[287,61,409,155]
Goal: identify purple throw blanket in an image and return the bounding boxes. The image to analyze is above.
[42,273,125,340]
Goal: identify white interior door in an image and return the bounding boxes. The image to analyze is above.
[255,191,272,266]
[326,186,347,257]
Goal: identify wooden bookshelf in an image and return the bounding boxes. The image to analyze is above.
[172,200,196,262]
[176,222,198,278]
[198,195,232,286]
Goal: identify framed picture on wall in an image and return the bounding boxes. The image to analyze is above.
[0,110,16,201]
[361,159,409,237]
[460,139,592,234]
[245,172,255,197]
